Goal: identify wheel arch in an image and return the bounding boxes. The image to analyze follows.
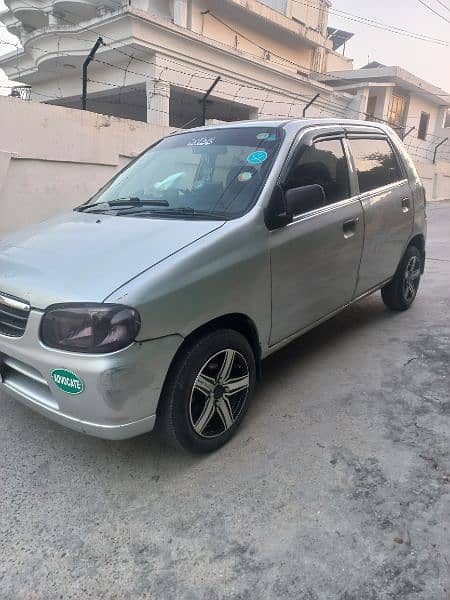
[180,313,261,367]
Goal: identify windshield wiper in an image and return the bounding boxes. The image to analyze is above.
[76,197,169,212]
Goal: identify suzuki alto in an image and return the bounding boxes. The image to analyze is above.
[0,119,426,452]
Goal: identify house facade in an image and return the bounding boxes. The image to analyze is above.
[317,63,450,165]
[0,0,356,127]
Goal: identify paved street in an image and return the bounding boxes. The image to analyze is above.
[1,202,449,600]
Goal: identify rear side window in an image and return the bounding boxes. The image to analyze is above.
[350,139,404,194]
[285,138,350,205]
[350,138,404,194]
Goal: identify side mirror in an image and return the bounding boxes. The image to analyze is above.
[265,185,291,230]
[285,184,326,218]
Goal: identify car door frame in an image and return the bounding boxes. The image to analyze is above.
[267,125,365,348]
[343,125,414,296]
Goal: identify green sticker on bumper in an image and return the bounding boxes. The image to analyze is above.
[51,369,85,395]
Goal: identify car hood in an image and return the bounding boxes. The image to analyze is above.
[0,211,224,309]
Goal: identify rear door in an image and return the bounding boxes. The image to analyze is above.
[346,132,414,296]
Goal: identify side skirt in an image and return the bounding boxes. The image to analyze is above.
[263,278,393,359]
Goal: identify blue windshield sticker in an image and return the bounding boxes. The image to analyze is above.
[247,150,268,165]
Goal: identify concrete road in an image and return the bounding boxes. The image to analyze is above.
[1,203,449,600]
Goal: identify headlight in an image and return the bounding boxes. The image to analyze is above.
[40,304,141,354]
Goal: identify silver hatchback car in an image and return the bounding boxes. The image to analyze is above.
[0,119,426,452]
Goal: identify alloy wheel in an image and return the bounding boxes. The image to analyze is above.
[403,255,421,302]
[189,349,250,439]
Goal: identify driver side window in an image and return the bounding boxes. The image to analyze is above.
[285,139,351,209]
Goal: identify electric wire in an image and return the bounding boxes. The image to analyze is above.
[416,0,450,22]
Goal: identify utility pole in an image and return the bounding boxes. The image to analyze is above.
[82,37,104,111]
[200,76,221,126]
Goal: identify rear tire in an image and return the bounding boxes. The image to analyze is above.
[381,245,422,311]
[157,329,256,454]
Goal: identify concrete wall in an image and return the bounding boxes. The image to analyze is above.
[326,51,353,73]
[415,161,450,202]
[191,1,315,76]
[0,96,170,235]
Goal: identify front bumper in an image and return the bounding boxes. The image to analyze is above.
[0,309,183,439]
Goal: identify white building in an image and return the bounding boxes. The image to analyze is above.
[317,62,450,164]
[316,62,450,199]
[0,0,358,126]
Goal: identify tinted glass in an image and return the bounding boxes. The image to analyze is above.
[84,127,282,220]
[285,139,350,206]
[350,138,403,194]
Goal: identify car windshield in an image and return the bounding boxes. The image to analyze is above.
[80,126,283,219]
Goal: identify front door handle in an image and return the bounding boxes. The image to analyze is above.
[401,197,410,213]
[343,216,360,239]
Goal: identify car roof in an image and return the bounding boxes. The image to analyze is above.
[169,118,394,137]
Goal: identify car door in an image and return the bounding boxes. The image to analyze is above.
[346,132,414,296]
[269,128,364,345]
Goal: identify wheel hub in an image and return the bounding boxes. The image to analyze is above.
[213,384,226,400]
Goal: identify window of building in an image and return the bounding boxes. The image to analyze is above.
[285,139,350,206]
[259,0,288,14]
[366,96,377,120]
[387,92,408,129]
[349,138,403,194]
[418,112,430,140]
[444,109,450,129]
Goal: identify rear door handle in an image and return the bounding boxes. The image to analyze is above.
[401,197,410,213]
[343,217,360,239]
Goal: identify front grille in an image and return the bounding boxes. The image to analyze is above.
[0,292,30,338]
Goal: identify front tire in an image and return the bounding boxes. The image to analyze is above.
[381,245,423,311]
[157,329,256,453]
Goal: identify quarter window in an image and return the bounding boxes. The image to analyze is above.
[349,138,403,194]
[285,139,350,206]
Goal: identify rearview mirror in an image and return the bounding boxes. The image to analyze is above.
[285,184,326,217]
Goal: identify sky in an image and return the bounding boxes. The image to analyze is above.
[0,0,449,91]
[329,0,450,91]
